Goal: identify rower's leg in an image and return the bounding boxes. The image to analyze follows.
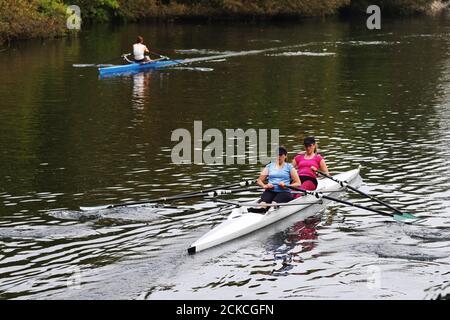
[273,192,294,204]
[249,191,275,213]
[261,191,276,207]
[248,202,269,213]
[301,180,317,191]
[271,201,279,210]
[293,181,317,199]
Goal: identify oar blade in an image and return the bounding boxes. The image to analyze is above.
[96,64,115,68]
[402,213,420,219]
[73,64,115,68]
[393,213,422,223]
[79,204,112,211]
[73,64,96,67]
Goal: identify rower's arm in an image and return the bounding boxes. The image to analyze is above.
[290,168,301,187]
[256,168,269,188]
[291,158,298,169]
[319,159,329,176]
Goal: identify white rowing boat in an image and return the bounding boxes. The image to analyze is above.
[187,166,361,254]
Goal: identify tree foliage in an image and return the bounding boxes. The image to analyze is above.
[66,0,120,21]
[348,0,436,14]
[0,0,444,44]
[0,0,66,44]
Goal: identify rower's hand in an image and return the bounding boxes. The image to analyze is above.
[311,166,318,173]
[264,184,274,190]
[278,182,286,189]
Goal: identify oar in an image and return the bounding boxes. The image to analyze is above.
[123,50,172,63]
[287,186,419,222]
[316,170,417,219]
[123,51,209,71]
[79,180,256,211]
[122,52,187,67]
[73,64,116,68]
[148,50,200,68]
[148,50,171,60]
[73,55,123,68]
[180,180,256,197]
[213,198,323,207]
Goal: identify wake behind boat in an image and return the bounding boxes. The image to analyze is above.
[187,167,361,254]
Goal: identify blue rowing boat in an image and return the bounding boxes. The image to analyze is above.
[98,59,184,76]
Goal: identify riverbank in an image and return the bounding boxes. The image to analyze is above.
[0,0,448,45]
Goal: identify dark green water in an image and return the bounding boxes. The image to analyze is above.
[0,17,449,299]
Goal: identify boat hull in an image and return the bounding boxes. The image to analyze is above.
[98,60,183,76]
[188,167,361,254]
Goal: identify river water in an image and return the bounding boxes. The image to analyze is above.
[0,17,449,300]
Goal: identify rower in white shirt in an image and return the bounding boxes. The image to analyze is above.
[133,36,151,63]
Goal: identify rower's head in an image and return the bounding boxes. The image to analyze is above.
[303,136,317,153]
[137,36,144,44]
[278,146,288,162]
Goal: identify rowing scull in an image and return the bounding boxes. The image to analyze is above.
[188,167,361,254]
[98,59,184,76]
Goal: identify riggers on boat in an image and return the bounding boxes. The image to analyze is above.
[187,167,361,254]
[98,59,183,76]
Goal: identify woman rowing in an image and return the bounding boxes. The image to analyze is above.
[131,36,168,64]
[252,147,301,212]
[133,36,151,63]
[292,136,329,192]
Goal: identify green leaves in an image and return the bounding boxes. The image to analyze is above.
[349,0,435,14]
[64,0,120,21]
[0,0,66,44]
[0,0,440,44]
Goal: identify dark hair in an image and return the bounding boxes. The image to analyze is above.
[303,137,318,153]
[304,136,316,145]
[137,36,144,43]
[278,146,288,156]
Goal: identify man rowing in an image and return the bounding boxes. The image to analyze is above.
[251,147,301,212]
[292,136,329,192]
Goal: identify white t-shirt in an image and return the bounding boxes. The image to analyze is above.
[133,43,148,60]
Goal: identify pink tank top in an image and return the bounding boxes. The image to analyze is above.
[294,153,323,178]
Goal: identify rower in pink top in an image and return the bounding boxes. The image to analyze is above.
[292,136,329,192]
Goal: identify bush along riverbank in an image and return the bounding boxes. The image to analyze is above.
[0,0,67,45]
[1,0,448,45]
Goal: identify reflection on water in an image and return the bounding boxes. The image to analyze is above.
[0,17,449,299]
[131,73,150,110]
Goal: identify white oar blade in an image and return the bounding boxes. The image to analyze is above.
[79,204,112,211]
[73,64,115,68]
[73,64,96,67]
